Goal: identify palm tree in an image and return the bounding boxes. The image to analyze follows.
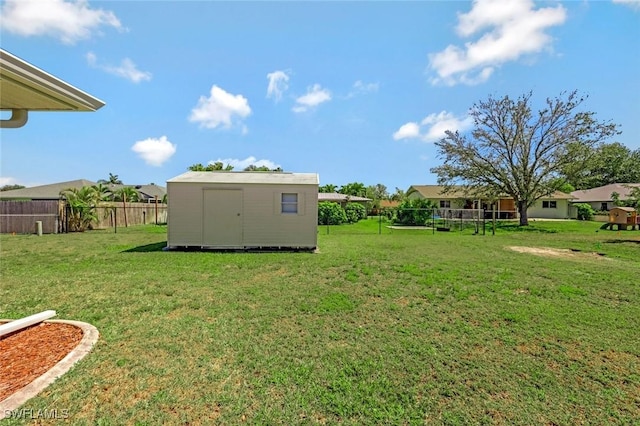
[91,183,113,202]
[98,173,123,185]
[114,187,140,227]
[60,187,98,232]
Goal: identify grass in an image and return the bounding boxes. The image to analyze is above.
[1,221,639,425]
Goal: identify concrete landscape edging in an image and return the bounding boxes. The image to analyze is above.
[0,319,99,420]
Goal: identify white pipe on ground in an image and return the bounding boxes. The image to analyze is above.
[0,310,56,338]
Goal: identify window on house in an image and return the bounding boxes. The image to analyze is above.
[439,200,451,208]
[601,202,608,211]
[281,193,298,214]
[542,200,557,209]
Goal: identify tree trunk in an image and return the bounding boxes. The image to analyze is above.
[518,201,529,226]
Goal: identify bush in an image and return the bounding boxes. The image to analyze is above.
[318,202,347,225]
[344,203,367,223]
[574,203,595,221]
[395,198,438,226]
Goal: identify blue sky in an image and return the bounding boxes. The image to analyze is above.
[1,0,639,193]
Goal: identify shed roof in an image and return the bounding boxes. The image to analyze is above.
[610,206,637,212]
[571,183,640,203]
[1,48,105,128]
[167,171,319,185]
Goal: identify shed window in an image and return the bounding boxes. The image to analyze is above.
[281,193,298,214]
[439,200,451,208]
[542,200,557,209]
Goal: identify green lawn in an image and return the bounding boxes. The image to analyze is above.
[1,221,639,425]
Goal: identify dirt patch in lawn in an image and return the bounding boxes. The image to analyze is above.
[507,246,609,260]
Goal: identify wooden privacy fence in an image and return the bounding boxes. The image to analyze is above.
[0,200,167,234]
[0,200,62,234]
[93,202,167,229]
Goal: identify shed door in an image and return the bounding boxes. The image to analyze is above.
[203,189,243,247]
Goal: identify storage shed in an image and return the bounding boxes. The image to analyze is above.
[166,171,319,250]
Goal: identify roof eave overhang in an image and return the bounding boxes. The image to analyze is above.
[0,49,105,128]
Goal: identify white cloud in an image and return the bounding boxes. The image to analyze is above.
[266,70,290,102]
[392,122,421,140]
[87,52,152,83]
[347,80,380,98]
[189,85,251,130]
[393,111,473,142]
[613,0,640,10]
[0,0,122,44]
[131,136,176,166]
[213,156,280,170]
[421,111,474,142]
[428,0,566,86]
[292,84,332,113]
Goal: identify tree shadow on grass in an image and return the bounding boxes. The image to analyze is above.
[491,223,558,233]
[604,239,640,245]
[123,242,167,252]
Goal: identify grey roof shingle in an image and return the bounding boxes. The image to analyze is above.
[0,179,97,200]
[571,183,640,203]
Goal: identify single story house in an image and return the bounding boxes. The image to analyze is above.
[166,171,319,250]
[570,183,640,212]
[406,185,573,219]
[0,180,167,234]
[0,179,98,200]
[0,180,166,202]
[318,193,371,208]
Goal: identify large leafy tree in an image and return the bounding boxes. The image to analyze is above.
[0,184,25,191]
[319,184,338,193]
[243,165,283,171]
[562,142,640,189]
[339,182,367,197]
[188,162,234,171]
[431,91,619,226]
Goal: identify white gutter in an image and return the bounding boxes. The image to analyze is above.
[1,108,28,128]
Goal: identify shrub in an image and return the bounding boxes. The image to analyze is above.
[318,202,347,225]
[395,198,438,226]
[344,203,367,223]
[574,203,595,221]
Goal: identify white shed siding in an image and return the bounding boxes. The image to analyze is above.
[167,172,318,249]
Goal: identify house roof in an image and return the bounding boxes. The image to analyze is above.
[1,48,105,128]
[0,179,97,200]
[407,185,573,200]
[570,183,640,203]
[407,185,470,199]
[0,180,167,200]
[318,193,372,202]
[379,200,400,208]
[167,171,319,185]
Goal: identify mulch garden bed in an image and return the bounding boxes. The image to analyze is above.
[0,322,83,401]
